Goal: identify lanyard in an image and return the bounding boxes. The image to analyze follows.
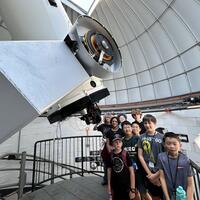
[167,153,180,193]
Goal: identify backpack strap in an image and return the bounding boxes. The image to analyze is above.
[122,150,128,168]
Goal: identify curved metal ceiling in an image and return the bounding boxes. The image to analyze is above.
[90,0,200,107]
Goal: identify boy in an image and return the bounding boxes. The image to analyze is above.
[138,114,164,200]
[123,121,151,200]
[157,132,194,200]
[107,134,136,200]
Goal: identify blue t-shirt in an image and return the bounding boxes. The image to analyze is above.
[157,152,193,198]
[138,132,164,172]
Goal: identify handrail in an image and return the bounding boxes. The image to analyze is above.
[190,160,200,200]
[0,152,80,198]
[190,159,200,172]
[0,182,32,190]
[32,135,104,190]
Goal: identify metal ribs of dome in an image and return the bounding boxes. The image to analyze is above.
[91,0,200,108]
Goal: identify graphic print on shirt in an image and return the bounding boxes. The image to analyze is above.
[142,139,155,163]
[113,157,124,173]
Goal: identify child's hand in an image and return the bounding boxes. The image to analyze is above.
[147,173,157,182]
[153,179,161,186]
[108,193,112,200]
[129,191,135,200]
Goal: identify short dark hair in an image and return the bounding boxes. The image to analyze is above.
[163,132,181,143]
[110,116,119,124]
[121,120,132,129]
[143,114,157,124]
[131,121,141,128]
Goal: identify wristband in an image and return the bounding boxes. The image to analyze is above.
[130,188,136,193]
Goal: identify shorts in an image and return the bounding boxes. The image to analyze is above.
[140,167,163,198]
[112,188,130,200]
[135,169,147,194]
[146,179,163,197]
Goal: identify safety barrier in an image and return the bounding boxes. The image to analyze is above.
[31,135,104,191]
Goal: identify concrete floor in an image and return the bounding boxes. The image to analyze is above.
[21,176,107,200]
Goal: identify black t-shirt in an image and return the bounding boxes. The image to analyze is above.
[123,135,139,168]
[97,124,111,138]
[107,150,132,190]
[106,128,124,144]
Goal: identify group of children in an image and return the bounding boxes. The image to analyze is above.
[97,110,194,200]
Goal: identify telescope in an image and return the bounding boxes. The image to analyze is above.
[0,1,121,144]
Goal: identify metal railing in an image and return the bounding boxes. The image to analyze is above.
[32,135,104,191]
[191,160,200,200]
[0,153,34,199]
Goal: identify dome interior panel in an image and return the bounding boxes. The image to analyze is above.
[149,22,177,61]
[187,68,200,92]
[116,90,128,104]
[128,88,141,102]
[160,8,196,52]
[114,78,127,90]
[105,91,117,105]
[138,70,152,86]
[170,74,191,96]
[126,75,139,89]
[154,80,171,99]
[107,0,135,43]
[142,0,168,18]
[129,40,149,73]
[128,0,156,28]
[121,46,136,76]
[173,0,200,40]
[103,80,115,91]
[119,1,146,37]
[181,46,200,71]
[140,84,155,101]
[139,33,162,67]
[150,65,167,82]
[165,57,185,78]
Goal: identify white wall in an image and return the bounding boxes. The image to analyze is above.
[0,116,98,156]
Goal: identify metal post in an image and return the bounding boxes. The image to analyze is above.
[18,151,26,200]
[51,161,55,184]
[31,142,37,191]
[17,130,21,156]
[81,137,84,176]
